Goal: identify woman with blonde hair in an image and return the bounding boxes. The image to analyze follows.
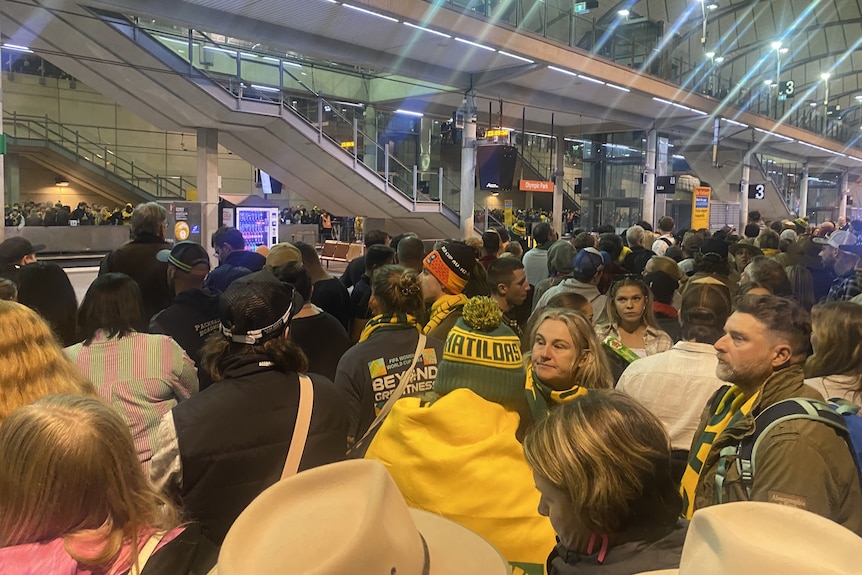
[595,276,673,382]
[0,301,93,423]
[523,390,686,574]
[805,301,862,402]
[336,264,445,445]
[525,307,613,421]
[0,395,216,574]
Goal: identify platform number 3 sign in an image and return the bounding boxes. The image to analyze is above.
[748,184,766,200]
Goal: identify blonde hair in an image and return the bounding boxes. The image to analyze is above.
[0,395,179,569]
[523,390,680,536]
[526,308,613,390]
[0,301,94,423]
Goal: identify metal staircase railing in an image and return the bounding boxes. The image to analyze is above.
[752,153,796,216]
[117,19,454,213]
[4,112,187,199]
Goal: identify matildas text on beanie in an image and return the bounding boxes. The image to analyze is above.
[434,296,526,404]
[423,241,476,295]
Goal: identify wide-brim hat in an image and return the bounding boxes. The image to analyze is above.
[636,502,862,575]
[211,459,510,575]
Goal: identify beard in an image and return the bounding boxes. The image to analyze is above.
[715,356,773,390]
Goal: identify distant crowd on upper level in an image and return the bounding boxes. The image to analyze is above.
[4,201,134,227]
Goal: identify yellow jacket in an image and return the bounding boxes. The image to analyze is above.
[366,389,555,574]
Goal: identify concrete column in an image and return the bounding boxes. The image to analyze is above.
[839,171,849,221]
[553,136,564,237]
[0,16,5,242]
[419,117,432,173]
[740,148,751,233]
[197,128,219,262]
[4,154,19,206]
[799,163,809,219]
[642,129,657,228]
[363,105,378,171]
[459,96,477,240]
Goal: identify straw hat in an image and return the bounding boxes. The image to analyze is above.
[211,459,510,575]
[636,502,862,575]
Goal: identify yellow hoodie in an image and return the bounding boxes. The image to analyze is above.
[366,388,555,575]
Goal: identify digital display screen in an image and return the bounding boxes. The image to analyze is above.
[260,171,283,195]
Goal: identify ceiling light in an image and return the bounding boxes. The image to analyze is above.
[395,109,423,117]
[705,51,716,59]
[55,176,70,187]
[342,4,399,23]
[763,79,773,86]
[714,56,725,63]
[706,1,719,10]
[771,41,782,50]
[617,9,630,16]
[821,72,831,80]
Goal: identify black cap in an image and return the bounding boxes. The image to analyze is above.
[156,241,210,273]
[0,236,45,264]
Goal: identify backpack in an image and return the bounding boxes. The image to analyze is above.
[716,398,862,502]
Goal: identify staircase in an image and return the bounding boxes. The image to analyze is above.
[5,113,187,203]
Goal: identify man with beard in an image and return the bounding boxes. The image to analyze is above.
[680,294,862,535]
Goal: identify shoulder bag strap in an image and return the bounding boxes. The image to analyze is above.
[130,530,167,575]
[281,374,315,480]
[352,333,426,447]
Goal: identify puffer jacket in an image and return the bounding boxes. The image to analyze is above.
[687,364,862,535]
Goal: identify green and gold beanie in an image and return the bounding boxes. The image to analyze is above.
[434,296,526,405]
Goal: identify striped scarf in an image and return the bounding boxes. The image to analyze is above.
[358,313,420,343]
[680,385,761,518]
[423,293,468,335]
[524,367,588,423]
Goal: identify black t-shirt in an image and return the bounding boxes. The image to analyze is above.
[289,311,353,381]
[311,277,351,329]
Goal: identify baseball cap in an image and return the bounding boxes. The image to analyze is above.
[156,241,210,273]
[571,247,610,282]
[813,230,856,250]
[0,236,46,264]
[680,282,732,330]
[699,237,728,260]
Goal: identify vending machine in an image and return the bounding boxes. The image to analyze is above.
[235,205,279,250]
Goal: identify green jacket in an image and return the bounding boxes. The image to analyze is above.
[689,364,862,535]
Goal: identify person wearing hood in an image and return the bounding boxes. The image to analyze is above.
[205,226,266,293]
[532,240,575,306]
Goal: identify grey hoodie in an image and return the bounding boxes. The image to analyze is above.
[533,278,608,324]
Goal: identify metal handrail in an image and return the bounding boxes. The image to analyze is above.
[136,24,451,209]
[4,112,187,199]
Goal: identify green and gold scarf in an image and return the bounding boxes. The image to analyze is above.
[423,293,468,335]
[358,313,420,343]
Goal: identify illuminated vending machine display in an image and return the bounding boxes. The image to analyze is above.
[235,206,279,250]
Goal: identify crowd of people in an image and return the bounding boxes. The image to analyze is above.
[4,201,136,227]
[1,201,862,573]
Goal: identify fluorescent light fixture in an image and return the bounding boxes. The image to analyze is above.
[262,56,279,63]
[251,84,281,92]
[652,97,674,105]
[335,100,364,108]
[606,83,630,92]
[754,128,794,142]
[282,61,302,69]
[455,37,495,51]
[548,65,578,77]
[672,154,686,159]
[672,102,692,111]
[764,79,773,86]
[855,94,862,101]
[498,50,534,64]
[160,37,188,46]
[714,56,725,63]
[342,4,399,23]
[241,52,258,58]
[690,108,709,116]
[404,22,451,38]
[771,41,782,50]
[821,72,831,80]
[706,2,719,9]
[203,46,236,55]
[578,74,606,85]
[705,51,716,59]
[618,9,630,16]
[395,109,424,117]
[779,48,789,54]
[2,43,33,53]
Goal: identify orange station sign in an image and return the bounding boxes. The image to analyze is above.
[519,179,554,192]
